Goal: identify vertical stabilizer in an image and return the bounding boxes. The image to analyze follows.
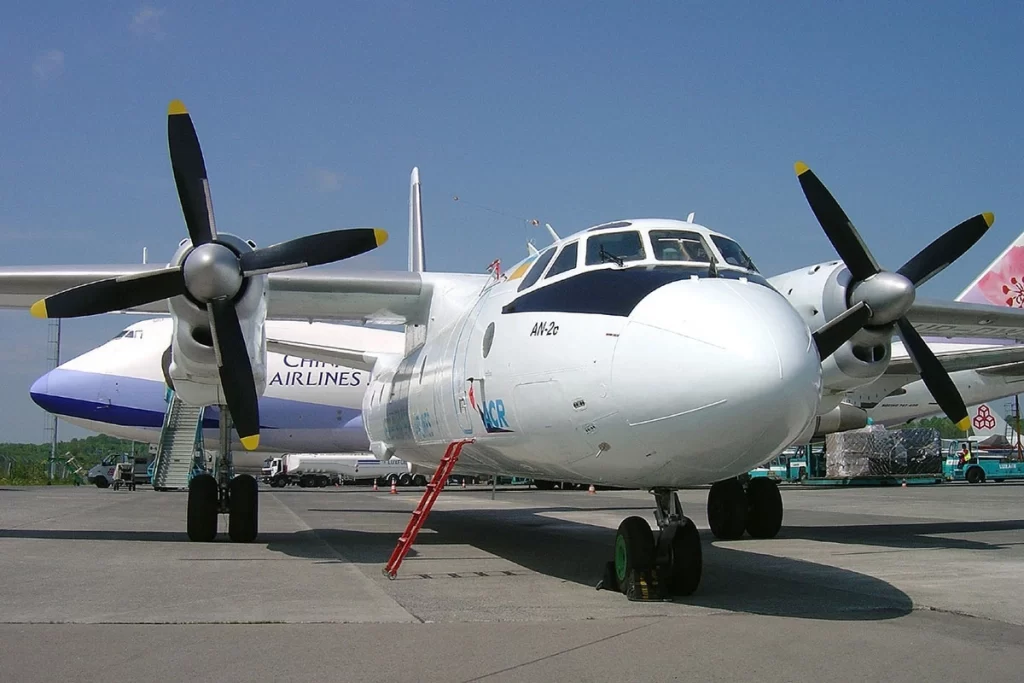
[956,222,1024,306]
[408,167,426,273]
[406,168,427,353]
[966,400,1011,439]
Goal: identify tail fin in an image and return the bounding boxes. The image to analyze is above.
[966,400,1011,439]
[405,168,427,353]
[408,167,426,273]
[956,227,1024,306]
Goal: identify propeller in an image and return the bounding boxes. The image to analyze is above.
[795,161,993,431]
[30,100,389,450]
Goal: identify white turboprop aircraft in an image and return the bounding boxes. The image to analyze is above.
[5,100,1024,597]
[27,215,1024,455]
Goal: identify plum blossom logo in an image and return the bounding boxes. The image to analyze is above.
[973,404,996,430]
[967,246,1024,307]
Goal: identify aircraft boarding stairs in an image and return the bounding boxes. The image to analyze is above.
[151,391,206,491]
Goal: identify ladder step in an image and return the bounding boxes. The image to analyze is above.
[383,439,473,578]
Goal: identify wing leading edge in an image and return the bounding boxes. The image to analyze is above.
[905,298,1024,343]
[0,266,431,325]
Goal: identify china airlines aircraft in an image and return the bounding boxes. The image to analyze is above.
[5,100,1024,598]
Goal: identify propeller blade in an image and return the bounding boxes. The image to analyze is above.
[896,212,995,287]
[794,162,881,281]
[239,228,389,275]
[30,267,186,319]
[895,317,970,431]
[168,100,217,246]
[208,300,260,450]
[811,301,872,361]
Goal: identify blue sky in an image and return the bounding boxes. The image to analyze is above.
[0,1,1021,443]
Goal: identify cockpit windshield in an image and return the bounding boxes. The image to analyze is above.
[585,231,646,266]
[710,235,758,272]
[650,230,714,263]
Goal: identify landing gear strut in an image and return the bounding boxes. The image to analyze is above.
[186,405,259,543]
[707,477,783,541]
[600,488,702,599]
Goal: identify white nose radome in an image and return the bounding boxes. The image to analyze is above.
[611,278,821,483]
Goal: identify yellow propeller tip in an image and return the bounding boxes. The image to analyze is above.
[30,300,48,319]
[983,212,995,227]
[794,161,810,176]
[240,435,260,451]
[956,417,972,432]
[373,228,389,246]
[168,99,188,116]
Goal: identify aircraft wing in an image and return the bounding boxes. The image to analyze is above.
[906,298,1024,343]
[0,266,431,324]
[885,344,1024,375]
[265,338,380,372]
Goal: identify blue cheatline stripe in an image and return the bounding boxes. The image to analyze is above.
[30,368,363,431]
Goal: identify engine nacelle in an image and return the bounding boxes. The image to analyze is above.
[791,402,869,444]
[164,233,268,407]
[770,261,893,394]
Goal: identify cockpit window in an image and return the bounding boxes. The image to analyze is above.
[517,247,556,291]
[585,231,646,266]
[650,230,713,263]
[710,235,758,272]
[544,241,579,279]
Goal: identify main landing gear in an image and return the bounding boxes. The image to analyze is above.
[600,489,702,599]
[186,406,259,543]
[706,477,783,541]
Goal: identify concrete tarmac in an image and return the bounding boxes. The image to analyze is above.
[1,482,1022,682]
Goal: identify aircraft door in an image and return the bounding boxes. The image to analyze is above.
[450,293,490,436]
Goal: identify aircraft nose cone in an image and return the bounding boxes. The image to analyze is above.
[30,371,54,411]
[611,278,821,482]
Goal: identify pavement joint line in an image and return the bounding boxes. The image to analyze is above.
[266,491,426,624]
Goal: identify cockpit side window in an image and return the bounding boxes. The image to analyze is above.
[112,329,144,340]
[585,231,646,266]
[650,230,713,263]
[710,235,758,272]
[544,241,579,279]
[517,247,556,291]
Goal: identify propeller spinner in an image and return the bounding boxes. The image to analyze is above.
[797,161,993,431]
[30,100,389,450]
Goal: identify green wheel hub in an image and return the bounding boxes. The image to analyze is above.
[614,534,627,582]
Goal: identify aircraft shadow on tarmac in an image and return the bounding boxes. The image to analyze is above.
[262,506,917,622]
[780,519,1024,552]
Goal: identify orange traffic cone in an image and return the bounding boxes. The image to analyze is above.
[588,484,596,494]
[372,480,378,491]
[390,480,398,495]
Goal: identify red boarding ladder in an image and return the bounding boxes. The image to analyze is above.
[383,439,474,579]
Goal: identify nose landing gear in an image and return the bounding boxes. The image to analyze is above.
[599,489,703,599]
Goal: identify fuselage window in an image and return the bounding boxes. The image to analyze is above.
[650,230,713,263]
[517,247,556,291]
[544,241,579,279]
[710,234,759,272]
[585,231,646,266]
